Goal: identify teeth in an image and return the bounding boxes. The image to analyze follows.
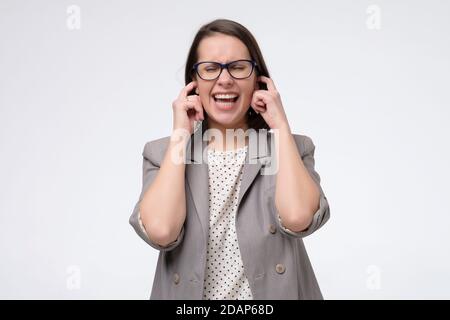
[214,94,238,99]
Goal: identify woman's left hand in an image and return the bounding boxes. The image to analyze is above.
[250,76,290,130]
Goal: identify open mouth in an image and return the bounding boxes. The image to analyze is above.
[213,96,239,103]
[212,93,240,110]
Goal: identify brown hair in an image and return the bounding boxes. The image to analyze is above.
[184,19,271,133]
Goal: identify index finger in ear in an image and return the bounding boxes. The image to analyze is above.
[179,81,197,99]
[258,76,277,92]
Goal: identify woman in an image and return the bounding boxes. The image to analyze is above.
[129,19,330,300]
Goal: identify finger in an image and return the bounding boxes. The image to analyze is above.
[250,98,264,112]
[254,90,273,104]
[190,108,203,122]
[251,104,266,114]
[252,93,268,111]
[252,94,265,106]
[183,99,198,113]
[252,91,269,104]
[189,96,204,120]
[255,101,266,108]
[186,94,200,102]
[253,103,266,111]
[251,106,261,114]
[184,97,204,121]
[178,81,198,100]
[250,106,259,114]
[257,76,277,92]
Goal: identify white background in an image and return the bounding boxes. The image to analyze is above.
[1,0,449,299]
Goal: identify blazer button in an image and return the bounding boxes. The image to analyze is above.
[269,224,277,234]
[275,264,285,274]
[173,272,180,285]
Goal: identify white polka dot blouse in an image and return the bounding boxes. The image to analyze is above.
[202,144,253,300]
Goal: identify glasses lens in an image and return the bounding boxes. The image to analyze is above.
[197,62,221,80]
[228,60,253,79]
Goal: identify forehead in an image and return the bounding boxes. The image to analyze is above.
[197,33,251,62]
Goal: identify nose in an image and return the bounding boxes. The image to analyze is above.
[216,67,234,85]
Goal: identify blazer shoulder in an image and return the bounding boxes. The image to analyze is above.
[142,135,171,165]
[292,133,315,155]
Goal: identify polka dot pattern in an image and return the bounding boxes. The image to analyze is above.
[203,145,253,300]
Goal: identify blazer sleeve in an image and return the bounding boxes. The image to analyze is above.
[129,141,185,251]
[276,135,330,238]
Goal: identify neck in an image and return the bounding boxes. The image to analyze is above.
[206,119,249,151]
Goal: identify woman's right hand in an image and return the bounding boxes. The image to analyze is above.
[172,81,204,135]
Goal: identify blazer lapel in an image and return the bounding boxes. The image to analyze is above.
[237,129,271,208]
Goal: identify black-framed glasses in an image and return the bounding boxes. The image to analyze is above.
[192,59,258,80]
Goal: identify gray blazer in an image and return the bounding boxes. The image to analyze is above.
[129,128,330,300]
